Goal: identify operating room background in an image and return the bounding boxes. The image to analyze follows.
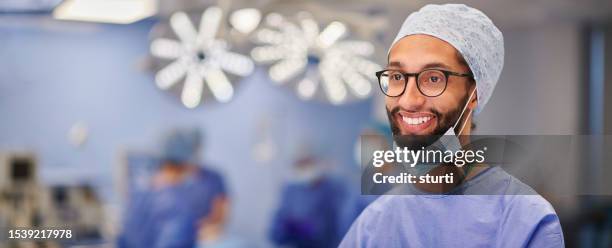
[1,0,612,247]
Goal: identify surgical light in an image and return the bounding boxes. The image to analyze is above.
[150,7,254,108]
[251,12,381,104]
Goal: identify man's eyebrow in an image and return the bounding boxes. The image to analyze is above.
[387,61,402,68]
[421,62,452,70]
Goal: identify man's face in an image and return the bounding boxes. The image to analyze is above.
[386,34,474,137]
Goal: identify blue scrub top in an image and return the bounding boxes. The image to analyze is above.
[270,176,353,248]
[340,167,565,247]
[118,167,226,248]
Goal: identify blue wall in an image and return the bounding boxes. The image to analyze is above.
[0,18,372,245]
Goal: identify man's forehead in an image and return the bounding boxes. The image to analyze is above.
[387,35,464,71]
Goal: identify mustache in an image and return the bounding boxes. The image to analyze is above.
[387,106,442,118]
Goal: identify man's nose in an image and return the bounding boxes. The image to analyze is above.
[397,77,426,109]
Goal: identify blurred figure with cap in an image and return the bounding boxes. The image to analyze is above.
[340,3,564,247]
[269,149,353,248]
[118,128,228,248]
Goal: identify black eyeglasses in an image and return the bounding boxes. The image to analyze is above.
[375,69,473,97]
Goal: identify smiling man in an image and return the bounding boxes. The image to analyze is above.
[340,4,565,247]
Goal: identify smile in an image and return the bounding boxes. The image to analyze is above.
[395,112,436,134]
[402,116,432,125]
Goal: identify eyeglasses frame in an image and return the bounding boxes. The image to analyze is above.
[375,69,473,97]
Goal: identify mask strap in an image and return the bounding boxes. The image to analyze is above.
[454,88,477,182]
[452,88,477,135]
[457,107,473,136]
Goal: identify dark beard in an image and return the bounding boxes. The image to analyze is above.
[386,95,470,149]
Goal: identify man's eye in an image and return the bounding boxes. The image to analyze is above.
[392,74,403,80]
[429,76,440,82]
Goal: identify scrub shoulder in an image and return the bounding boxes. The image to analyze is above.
[339,167,565,247]
[195,166,227,195]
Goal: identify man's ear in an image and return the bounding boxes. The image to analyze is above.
[468,88,478,110]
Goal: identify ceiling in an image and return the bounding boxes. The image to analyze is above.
[1,0,611,29]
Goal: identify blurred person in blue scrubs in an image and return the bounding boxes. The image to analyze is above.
[118,128,228,248]
[270,153,353,248]
[340,4,564,248]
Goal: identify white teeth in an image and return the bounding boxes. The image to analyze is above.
[402,116,431,125]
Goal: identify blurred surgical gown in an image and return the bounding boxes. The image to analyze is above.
[118,167,226,248]
[340,166,565,247]
[270,175,353,248]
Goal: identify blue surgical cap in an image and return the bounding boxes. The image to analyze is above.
[390,4,504,115]
[162,128,203,165]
